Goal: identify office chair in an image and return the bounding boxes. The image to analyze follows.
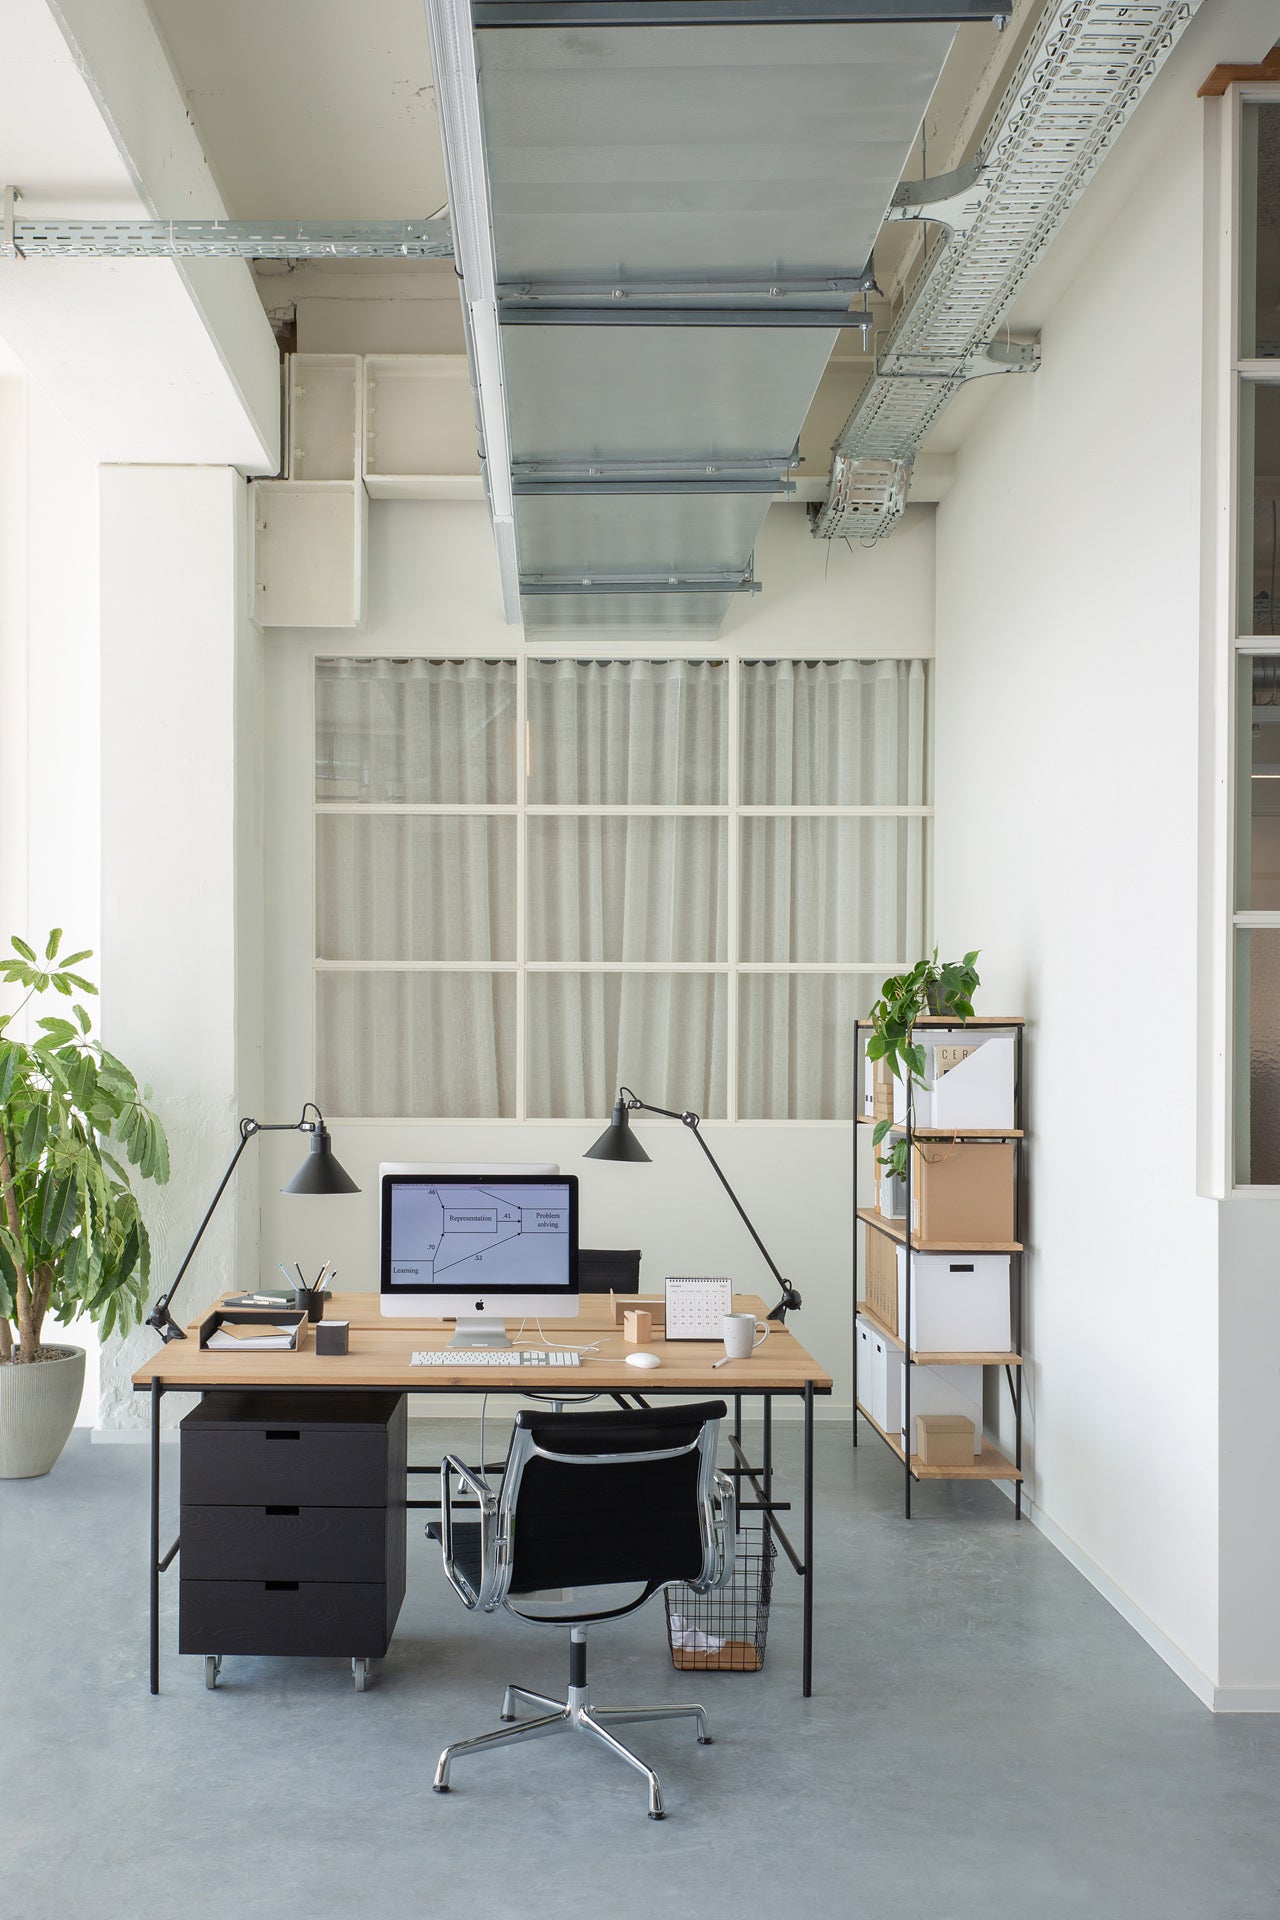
[433,1401,735,1819]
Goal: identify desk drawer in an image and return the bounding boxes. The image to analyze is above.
[181,1505,389,1583]
[179,1579,396,1658]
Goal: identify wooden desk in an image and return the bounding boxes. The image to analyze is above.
[133,1293,832,1698]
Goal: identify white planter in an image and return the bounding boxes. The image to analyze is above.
[0,1345,86,1478]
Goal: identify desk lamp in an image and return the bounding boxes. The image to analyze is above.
[584,1086,802,1322]
[145,1103,359,1343]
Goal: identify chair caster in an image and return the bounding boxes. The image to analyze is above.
[697,1734,713,1745]
[499,1713,516,1722]
[433,1783,450,1794]
[204,1655,222,1690]
[648,1810,665,1821]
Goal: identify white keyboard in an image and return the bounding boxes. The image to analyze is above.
[410,1348,582,1368]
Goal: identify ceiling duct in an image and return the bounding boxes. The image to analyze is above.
[813,0,1204,541]
[425,0,1004,632]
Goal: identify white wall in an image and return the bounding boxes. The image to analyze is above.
[97,466,255,1427]
[256,497,936,1417]
[0,373,102,1422]
[933,45,1222,1687]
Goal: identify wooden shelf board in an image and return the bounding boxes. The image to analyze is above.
[856,1402,1022,1482]
[857,1208,1023,1254]
[856,1119,1024,1138]
[855,1301,1021,1368]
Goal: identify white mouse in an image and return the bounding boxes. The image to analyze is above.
[625,1350,662,1370]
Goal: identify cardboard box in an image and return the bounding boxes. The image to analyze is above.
[895,1247,1012,1352]
[895,1356,984,1454]
[864,1226,899,1335]
[910,1140,1016,1244]
[917,1413,976,1467]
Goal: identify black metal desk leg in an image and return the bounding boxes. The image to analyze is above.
[803,1382,814,1699]
[150,1378,161,1696]
[762,1391,774,1543]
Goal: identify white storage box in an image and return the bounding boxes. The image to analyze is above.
[895,1247,1012,1354]
[894,1354,984,1455]
[925,1034,1015,1131]
[855,1313,902,1436]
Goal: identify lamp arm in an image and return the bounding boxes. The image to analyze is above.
[145,1111,317,1342]
[620,1090,802,1321]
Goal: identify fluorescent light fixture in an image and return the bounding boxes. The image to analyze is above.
[423,0,521,623]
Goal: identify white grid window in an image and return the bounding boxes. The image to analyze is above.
[313,654,930,1122]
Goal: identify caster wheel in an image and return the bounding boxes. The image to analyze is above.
[204,1655,222,1690]
[648,1810,665,1821]
[698,1735,714,1745]
[353,1657,371,1692]
[433,1783,450,1794]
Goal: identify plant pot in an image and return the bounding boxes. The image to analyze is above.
[0,1345,87,1478]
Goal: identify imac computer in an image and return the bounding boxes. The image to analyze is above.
[379,1164,579,1348]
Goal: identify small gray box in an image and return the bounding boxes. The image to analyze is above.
[314,1319,350,1355]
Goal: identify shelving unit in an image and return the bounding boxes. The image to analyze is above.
[853,1015,1025,1517]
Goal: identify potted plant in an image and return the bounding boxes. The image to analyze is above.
[0,931,169,1477]
[866,948,980,1185]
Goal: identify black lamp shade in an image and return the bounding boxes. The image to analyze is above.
[282,1122,361,1195]
[584,1099,651,1163]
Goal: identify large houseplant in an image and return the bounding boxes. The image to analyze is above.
[867,948,980,1184]
[0,932,169,1476]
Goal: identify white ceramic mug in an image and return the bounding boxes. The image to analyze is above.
[722,1312,769,1361]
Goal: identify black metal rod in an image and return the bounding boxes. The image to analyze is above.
[1015,1023,1024,1521]
[149,1379,161,1695]
[623,1091,800,1317]
[803,1383,815,1698]
[904,1076,913,1519]
[158,1536,181,1574]
[762,1394,774,1547]
[728,1433,802,1574]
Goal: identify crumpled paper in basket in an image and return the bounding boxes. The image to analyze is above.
[667,1613,725,1654]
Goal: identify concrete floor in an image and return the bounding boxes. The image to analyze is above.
[4,1418,1280,1920]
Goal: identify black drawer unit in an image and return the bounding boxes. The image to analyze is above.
[179,1391,407,1689]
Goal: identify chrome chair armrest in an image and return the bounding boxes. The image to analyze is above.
[707,1468,737,1590]
[440,1453,502,1612]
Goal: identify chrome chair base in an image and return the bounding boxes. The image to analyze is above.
[432,1678,713,1819]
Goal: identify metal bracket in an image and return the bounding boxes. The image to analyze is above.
[519,572,762,596]
[0,201,453,260]
[499,302,870,329]
[497,269,876,302]
[877,337,1041,381]
[888,157,986,238]
[2,186,21,259]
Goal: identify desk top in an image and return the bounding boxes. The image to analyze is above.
[131,1291,833,1395]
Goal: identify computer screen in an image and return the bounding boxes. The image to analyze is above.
[379,1169,579,1345]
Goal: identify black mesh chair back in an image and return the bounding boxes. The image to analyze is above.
[577,1248,641,1294]
[507,1403,716,1603]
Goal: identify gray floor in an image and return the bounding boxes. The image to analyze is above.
[5,1420,1280,1920]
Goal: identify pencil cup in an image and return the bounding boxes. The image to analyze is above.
[293,1286,325,1324]
[722,1313,769,1361]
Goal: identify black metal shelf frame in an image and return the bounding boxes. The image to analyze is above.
[852,1018,1024,1518]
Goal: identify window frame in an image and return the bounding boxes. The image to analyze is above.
[1212,82,1280,1193]
[310,640,933,1126]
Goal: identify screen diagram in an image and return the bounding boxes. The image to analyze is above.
[387,1181,572,1291]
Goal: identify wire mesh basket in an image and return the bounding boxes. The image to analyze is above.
[664,1524,776,1673]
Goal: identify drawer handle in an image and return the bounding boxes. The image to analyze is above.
[264,1581,300,1592]
[265,1506,300,1518]
[265,1430,301,1441]
[948,1264,975,1273]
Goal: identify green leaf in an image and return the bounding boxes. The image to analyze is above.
[871,1119,895,1145]
[0,1041,17,1104]
[73,1003,92,1035]
[44,929,62,961]
[10,936,36,962]
[36,1016,78,1044]
[59,973,98,996]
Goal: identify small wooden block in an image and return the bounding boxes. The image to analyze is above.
[623,1309,652,1346]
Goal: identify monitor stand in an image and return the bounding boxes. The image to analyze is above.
[447,1318,512,1350]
